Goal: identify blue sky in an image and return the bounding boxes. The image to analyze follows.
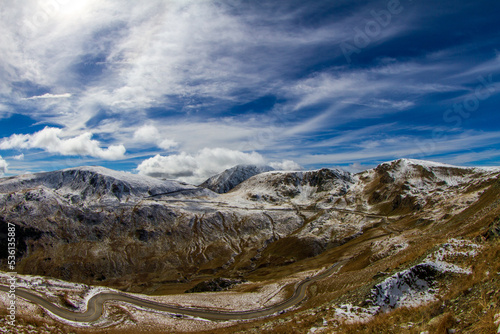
[0,0,499,183]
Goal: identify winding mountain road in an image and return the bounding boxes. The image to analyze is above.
[0,262,341,323]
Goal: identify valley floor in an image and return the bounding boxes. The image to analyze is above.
[1,237,499,334]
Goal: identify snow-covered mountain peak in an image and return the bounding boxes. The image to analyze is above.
[200,164,275,194]
[60,166,180,189]
[350,158,500,212]
[402,158,453,168]
[380,158,500,173]
[223,167,354,205]
[381,158,459,170]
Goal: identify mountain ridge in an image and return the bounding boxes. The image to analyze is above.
[0,165,216,203]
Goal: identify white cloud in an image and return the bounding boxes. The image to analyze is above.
[137,153,197,179]
[0,156,7,176]
[269,159,302,171]
[23,93,72,100]
[286,72,364,111]
[13,153,24,160]
[336,162,373,173]
[132,125,178,150]
[282,69,424,118]
[133,125,160,143]
[0,103,9,113]
[0,127,125,160]
[137,147,266,184]
[0,0,497,171]
[158,139,178,150]
[0,0,363,131]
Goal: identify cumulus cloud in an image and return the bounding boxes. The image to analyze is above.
[0,156,7,176]
[0,127,125,160]
[269,159,302,171]
[133,125,160,143]
[132,125,178,150]
[13,153,24,160]
[137,147,266,184]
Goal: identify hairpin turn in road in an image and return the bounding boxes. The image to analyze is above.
[0,262,341,323]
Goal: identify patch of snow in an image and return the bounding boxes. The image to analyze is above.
[371,238,482,311]
[493,313,500,333]
[294,184,317,204]
[334,303,379,323]
[423,238,482,275]
[473,166,500,172]
[371,263,438,310]
[371,236,409,259]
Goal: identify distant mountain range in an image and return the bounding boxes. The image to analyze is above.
[0,165,216,204]
[0,158,499,294]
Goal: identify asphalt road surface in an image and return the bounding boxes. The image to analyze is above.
[0,262,341,323]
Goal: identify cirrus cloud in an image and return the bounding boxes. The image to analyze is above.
[22,93,72,100]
